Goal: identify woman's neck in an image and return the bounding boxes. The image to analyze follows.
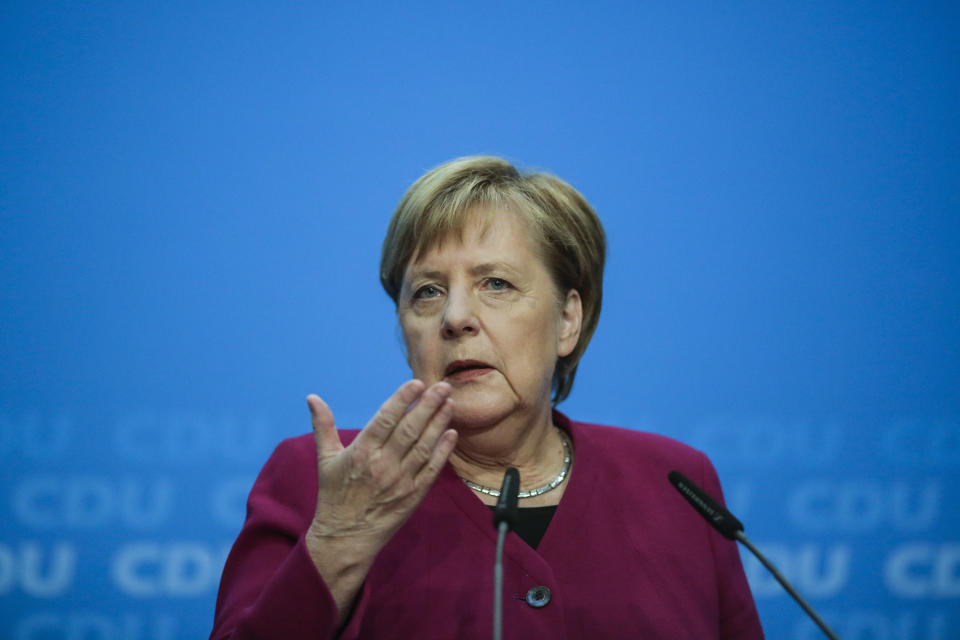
[448,406,571,507]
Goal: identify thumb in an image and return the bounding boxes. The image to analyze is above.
[306,394,343,462]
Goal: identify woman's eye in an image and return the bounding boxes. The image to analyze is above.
[488,278,511,290]
[415,285,442,299]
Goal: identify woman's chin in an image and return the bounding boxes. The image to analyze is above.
[449,397,516,432]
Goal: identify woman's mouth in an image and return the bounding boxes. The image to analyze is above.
[444,360,494,382]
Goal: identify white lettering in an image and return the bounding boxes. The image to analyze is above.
[787,480,940,533]
[211,478,251,530]
[110,542,230,597]
[13,612,178,640]
[0,542,76,597]
[745,543,850,598]
[113,413,274,463]
[12,476,174,530]
[882,420,960,467]
[691,419,842,467]
[112,543,162,597]
[885,543,960,598]
[12,613,57,640]
[793,610,949,640]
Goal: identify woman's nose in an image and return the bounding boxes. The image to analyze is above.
[441,290,478,338]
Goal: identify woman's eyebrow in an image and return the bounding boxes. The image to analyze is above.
[406,268,445,282]
[407,262,519,282]
[470,262,518,276]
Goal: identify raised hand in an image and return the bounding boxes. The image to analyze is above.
[303,379,458,622]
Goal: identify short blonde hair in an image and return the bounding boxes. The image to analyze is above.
[380,156,606,405]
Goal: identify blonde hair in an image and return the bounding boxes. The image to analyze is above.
[380,156,606,404]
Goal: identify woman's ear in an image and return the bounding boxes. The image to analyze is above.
[557,289,582,358]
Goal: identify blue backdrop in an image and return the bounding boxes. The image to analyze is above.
[1,2,958,638]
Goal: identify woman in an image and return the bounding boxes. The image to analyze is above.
[210,156,763,639]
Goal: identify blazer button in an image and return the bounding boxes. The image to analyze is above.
[526,586,551,608]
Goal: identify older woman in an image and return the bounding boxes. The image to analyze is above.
[210,156,763,639]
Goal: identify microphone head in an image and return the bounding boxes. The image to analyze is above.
[668,470,744,540]
[493,467,520,530]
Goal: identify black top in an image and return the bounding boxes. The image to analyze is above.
[490,505,557,549]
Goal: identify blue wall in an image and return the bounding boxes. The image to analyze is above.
[1,2,958,638]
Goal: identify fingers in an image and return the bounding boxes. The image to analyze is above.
[385,382,452,456]
[307,394,342,462]
[353,379,456,478]
[398,393,454,469]
[360,379,427,446]
[414,428,458,486]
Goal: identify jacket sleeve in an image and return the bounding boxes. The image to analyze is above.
[697,453,765,640]
[209,436,343,640]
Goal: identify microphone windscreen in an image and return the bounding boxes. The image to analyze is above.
[668,470,744,540]
[493,467,520,530]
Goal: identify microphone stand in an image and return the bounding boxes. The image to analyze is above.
[492,467,520,640]
[668,470,841,640]
[494,519,509,640]
[735,532,840,640]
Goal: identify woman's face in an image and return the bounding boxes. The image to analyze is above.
[397,208,582,430]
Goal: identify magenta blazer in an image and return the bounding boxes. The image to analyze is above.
[210,412,764,639]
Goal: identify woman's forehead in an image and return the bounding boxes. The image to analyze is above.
[410,209,537,265]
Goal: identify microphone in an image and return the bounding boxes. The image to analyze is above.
[493,467,520,530]
[668,470,841,640]
[492,467,519,640]
[668,470,743,540]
